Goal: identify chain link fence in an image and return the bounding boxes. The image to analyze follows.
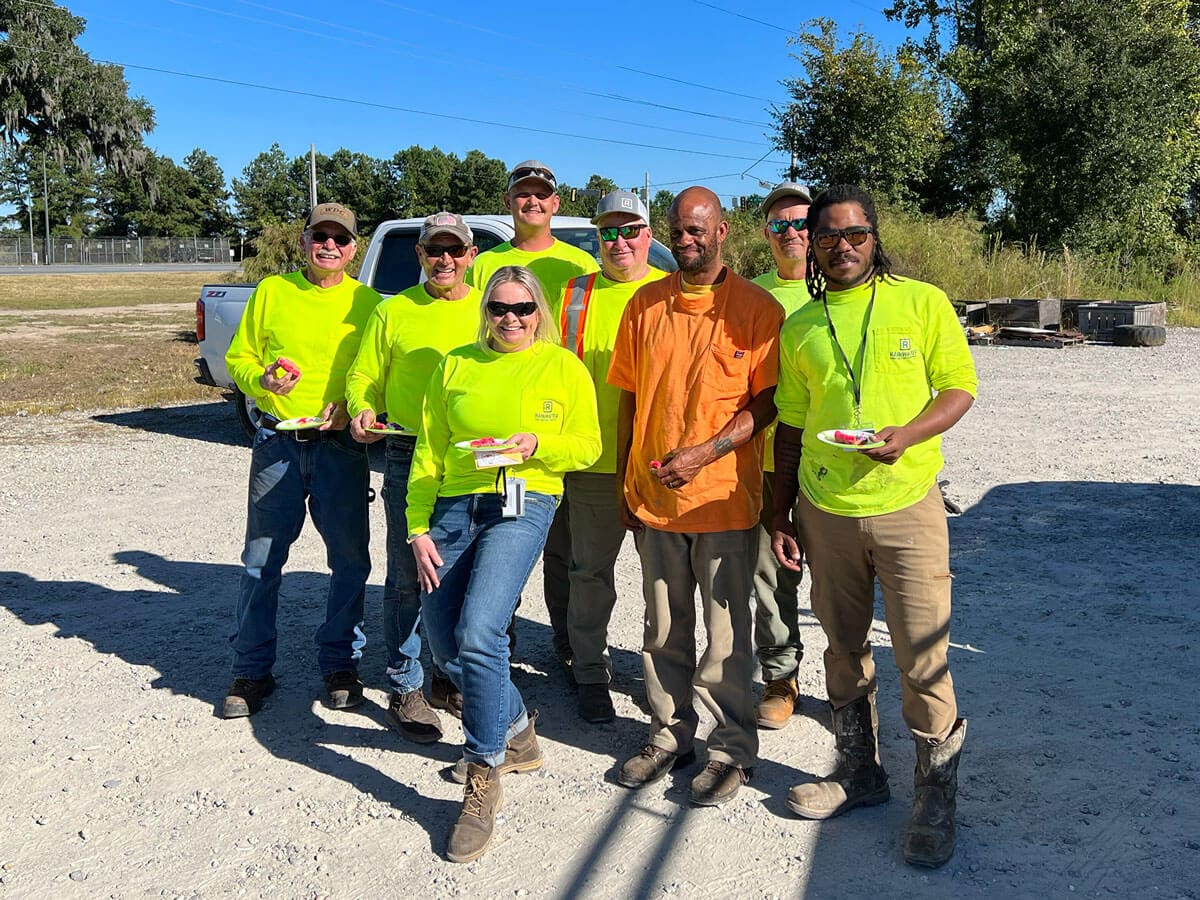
[0,236,234,266]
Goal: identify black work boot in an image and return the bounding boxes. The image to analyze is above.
[787,693,890,819]
[903,718,967,868]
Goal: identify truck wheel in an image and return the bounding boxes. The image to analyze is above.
[234,388,264,441]
[1113,324,1166,347]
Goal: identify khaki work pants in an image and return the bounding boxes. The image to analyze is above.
[796,486,957,741]
[754,473,806,682]
[564,472,628,685]
[636,525,759,768]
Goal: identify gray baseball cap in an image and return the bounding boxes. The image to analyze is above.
[761,182,813,220]
[507,160,557,193]
[420,211,473,246]
[591,190,649,225]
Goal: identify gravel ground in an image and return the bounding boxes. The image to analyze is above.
[1,330,1197,899]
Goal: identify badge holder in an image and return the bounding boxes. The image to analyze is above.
[496,467,525,518]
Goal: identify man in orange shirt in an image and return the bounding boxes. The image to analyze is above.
[608,186,783,806]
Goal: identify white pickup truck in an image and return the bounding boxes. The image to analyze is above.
[194,214,677,439]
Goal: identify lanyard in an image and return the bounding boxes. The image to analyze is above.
[821,279,876,425]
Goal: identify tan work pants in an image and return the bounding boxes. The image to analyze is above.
[564,472,628,684]
[636,525,758,768]
[796,486,957,741]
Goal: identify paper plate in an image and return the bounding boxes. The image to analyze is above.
[455,439,521,452]
[275,415,326,431]
[365,422,412,435]
[816,429,885,451]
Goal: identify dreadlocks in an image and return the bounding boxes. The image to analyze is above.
[804,185,895,300]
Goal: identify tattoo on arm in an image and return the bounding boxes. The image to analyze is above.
[713,436,733,457]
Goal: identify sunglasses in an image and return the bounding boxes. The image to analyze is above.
[598,224,648,242]
[486,300,539,318]
[814,226,874,250]
[423,244,470,259]
[767,217,807,235]
[511,166,554,183]
[310,230,353,247]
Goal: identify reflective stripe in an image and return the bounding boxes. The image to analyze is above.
[560,272,597,360]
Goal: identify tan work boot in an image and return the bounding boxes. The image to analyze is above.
[903,718,967,868]
[756,676,799,729]
[449,711,544,784]
[447,764,502,864]
[787,693,890,819]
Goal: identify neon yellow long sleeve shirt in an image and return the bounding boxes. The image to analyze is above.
[752,268,814,473]
[406,340,602,537]
[345,283,482,431]
[225,270,382,421]
[468,239,598,320]
[775,275,977,517]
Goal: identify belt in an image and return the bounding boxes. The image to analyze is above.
[259,414,336,442]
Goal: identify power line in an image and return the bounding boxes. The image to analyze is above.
[157,0,768,127]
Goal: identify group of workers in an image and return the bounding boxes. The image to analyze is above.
[220,159,977,868]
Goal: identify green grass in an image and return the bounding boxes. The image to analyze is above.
[0,271,239,311]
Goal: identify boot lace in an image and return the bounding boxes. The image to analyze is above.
[462,773,490,819]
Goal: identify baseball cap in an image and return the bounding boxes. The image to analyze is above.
[306,202,357,237]
[420,211,473,246]
[507,160,557,193]
[760,182,813,220]
[591,190,649,225]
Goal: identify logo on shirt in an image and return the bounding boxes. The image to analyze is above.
[734,350,745,359]
[890,337,918,360]
[534,400,561,423]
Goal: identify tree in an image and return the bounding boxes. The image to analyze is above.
[556,174,620,218]
[390,145,455,217]
[450,149,507,215]
[184,149,234,235]
[0,144,97,237]
[1,0,153,171]
[772,19,946,206]
[231,143,309,236]
[311,148,392,234]
[886,0,1200,257]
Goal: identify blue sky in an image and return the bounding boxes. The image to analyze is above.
[64,0,915,204]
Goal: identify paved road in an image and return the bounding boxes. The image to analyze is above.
[0,264,240,276]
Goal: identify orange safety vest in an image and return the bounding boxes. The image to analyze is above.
[559,272,598,360]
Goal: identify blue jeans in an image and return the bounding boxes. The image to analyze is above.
[381,437,424,693]
[230,426,371,678]
[420,490,558,766]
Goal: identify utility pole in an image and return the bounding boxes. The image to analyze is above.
[26,176,36,265]
[789,108,800,182]
[309,144,318,210]
[42,153,51,265]
[644,171,650,205]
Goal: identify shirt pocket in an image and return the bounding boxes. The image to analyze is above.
[521,389,568,434]
[871,327,925,375]
[701,344,752,400]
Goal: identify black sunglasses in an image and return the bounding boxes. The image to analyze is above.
[423,244,470,259]
[311,230,353,247]
[767,217,807,235]
[814,226,874,249]
[486,300,538,318]
[598,224,648,242]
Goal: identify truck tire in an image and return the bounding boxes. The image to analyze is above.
[1113,324,1166,347]
[234,388,265,441]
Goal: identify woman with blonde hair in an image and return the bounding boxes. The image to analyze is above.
[406,265,601,863]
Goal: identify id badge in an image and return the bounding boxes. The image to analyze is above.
[502,477,526,518]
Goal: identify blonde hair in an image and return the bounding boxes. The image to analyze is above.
[477,265,560,348]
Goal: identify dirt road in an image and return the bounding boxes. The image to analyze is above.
[1,332,1197,898]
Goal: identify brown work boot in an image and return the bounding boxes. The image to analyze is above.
[449,712,544,784]
[386,689,443,744]
[903,718,967,869]
[787,693,890,819]
[689,761,752,807]
[447,764,502,864]
[617,744,696,789]
[756,676,799,729]
[428,672,462,719]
